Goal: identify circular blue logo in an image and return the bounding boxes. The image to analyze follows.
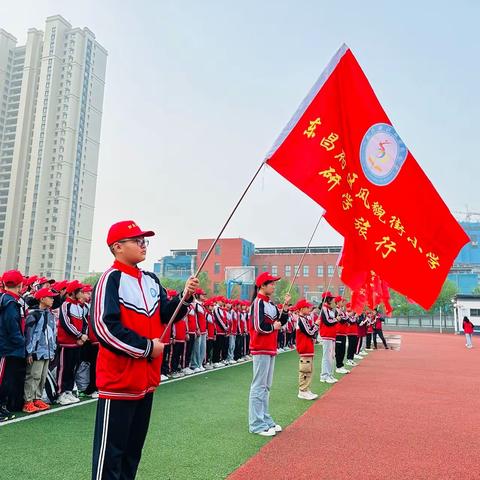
[150,288,157,297]
[360,123,408,186]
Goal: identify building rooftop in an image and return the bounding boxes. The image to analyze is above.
[255,246,342,255]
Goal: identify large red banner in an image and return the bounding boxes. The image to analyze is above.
[266,44,469,310]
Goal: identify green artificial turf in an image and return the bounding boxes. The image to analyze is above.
[0,347,342,480]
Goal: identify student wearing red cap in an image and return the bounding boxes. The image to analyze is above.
[334,296,350,375]
[212,297,228,367]
[170,312,188,378]
[160,289,177,380]
[91,220,198,480]
[295,299,319,400]
[0,270,26,421]
[79,284,99,398]
[373,308,389,349]
[189,288,208,372]
[248,272,290,437]
[345,303,359,367]
[57,280,87,406]
[319,292,338,384]
[204,299,215,369]
[23,288,58,414]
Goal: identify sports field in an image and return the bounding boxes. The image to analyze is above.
[0,346,338,480]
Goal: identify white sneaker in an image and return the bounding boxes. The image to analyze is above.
[359,351,368,356]
[57,392,76,406]
[256,428,276,437]
[326,376,338,384]
[273,424,282,432]
[199,366,206,371]
[365,347,373,351]
[66,392,80,403]
[354,354,363,360]
[172,372,182,379]
[307,390,319,399]
[346,360,357,366]
[298,391,318,400]
[160,374,169,381]
[213,362,223,368]
[183,368,194,375]
[192,367,202,373]
[228,359,237,364]
[90,392,99,399]
[336,367,350,374]
[204,364,213,370]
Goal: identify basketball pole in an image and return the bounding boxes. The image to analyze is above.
[158,161,266,342]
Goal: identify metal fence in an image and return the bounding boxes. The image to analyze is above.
[384,315,455,331]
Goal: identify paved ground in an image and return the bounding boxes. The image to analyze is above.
[229,332,479,480]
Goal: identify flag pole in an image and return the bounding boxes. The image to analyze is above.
[158,160,266,342]
[278,213,324,315]
[318,246,344,312]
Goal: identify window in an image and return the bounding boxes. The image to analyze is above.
[317,265,324,277]
[271,265,278,276]
[303,265,309,277]
[213,282,220,294]
[294,265,299,276]
[285,265,291,277]
[339,286,345,296]
[215,244,221,255]
[303,285,309,295]
[214,262,220,274]
[470,309,480,317]
[262,265,268,272]
[328,265,334,277]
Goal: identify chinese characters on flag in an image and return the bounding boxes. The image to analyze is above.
[266,44,469,311]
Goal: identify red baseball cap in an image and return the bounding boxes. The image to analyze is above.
[255,272,281,287]
[322,291,334,299]
[37,277,55,285]
[52,280,69,291]
[82,284,93,293]
[296,299,314,310]
[2,270,24,287]
[66,280,84,294]
[34,288,59,300]
[24,275,38,287]
[107,220,155,246]
[194,288,206,296]
[334,296,344,303]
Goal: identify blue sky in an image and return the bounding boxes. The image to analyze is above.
[2,0,479,272]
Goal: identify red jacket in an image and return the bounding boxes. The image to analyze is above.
[249,294,288,356]
[464,320,474,334]
[194,302,207,334]
[206,311,215,339]
[213,306,228,335]
[320,306,337,340]
[335,308,349,336]
[296,315,318,356]
[58,298,87,347]
[172,317,187,342]
[92,260,190,401]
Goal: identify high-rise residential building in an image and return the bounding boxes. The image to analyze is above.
[0,15,107,279]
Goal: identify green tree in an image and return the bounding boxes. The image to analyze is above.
[197,272,212,296]
[273,278,300,305]
[390,280,458,316]
[428,280,458,314]
[472,285,480,295]
[157,277,185,293]
[82,272,102,286]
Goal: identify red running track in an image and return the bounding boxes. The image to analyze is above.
[229,332,480,480]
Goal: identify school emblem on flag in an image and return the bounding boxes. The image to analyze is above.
[360,123,408,186]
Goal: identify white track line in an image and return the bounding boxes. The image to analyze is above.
[0,349,296,427]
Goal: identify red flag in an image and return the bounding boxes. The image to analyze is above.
[266,44,469,310]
